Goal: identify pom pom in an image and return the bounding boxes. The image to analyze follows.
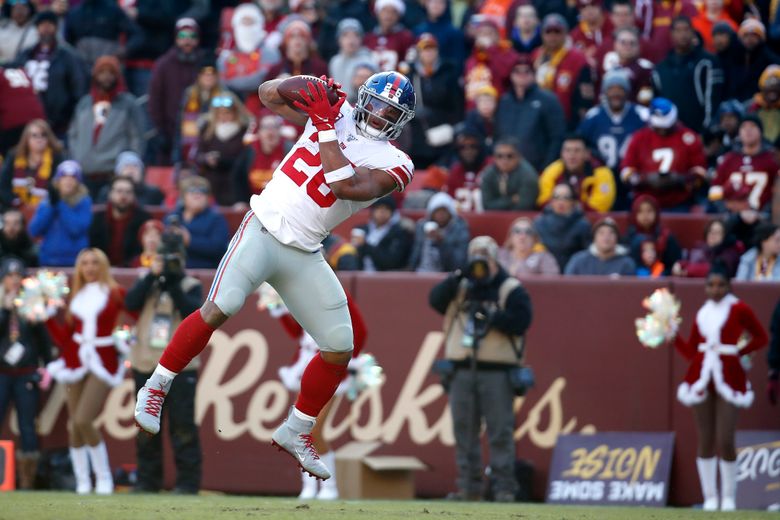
[343,353,385,401]
[14,270,70,322]
[635,288,681,349]
[113,325,135,356]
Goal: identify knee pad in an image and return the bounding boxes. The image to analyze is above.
[317,323,354,353]
[212,287,246,317]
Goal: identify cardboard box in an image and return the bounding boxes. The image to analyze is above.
[335,441,427,499]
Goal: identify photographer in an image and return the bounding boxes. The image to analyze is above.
[125,233,203,494]
[0,257,52,489]
[429,236,533,503]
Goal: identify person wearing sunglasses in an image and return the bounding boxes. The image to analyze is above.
[498,217,559,276]
[480,138,538,211]
[195,92,250,206]
[0,119,64,210]
[147,18,205,166]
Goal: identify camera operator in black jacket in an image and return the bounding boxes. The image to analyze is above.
[125,232,202,494]
[0,256,52,489]
[429,236,533,503]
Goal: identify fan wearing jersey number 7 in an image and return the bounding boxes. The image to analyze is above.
[134,72,416,481]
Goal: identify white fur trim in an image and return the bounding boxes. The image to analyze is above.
[69,282,109,342]
[78,344,126,387]
[677,349,754,408]
[46,358,88,384]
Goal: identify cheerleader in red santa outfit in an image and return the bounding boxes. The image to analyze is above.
[257,283,367,500]
[45,248,130,495]
[674,268,768,512]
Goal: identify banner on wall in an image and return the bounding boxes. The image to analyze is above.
[736,431,780,511]
[546,432,675,507]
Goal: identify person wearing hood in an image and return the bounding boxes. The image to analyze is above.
[533,183,592,269]
[723,19,780,104]
[623,194,682,275]
[29,160,93,267]
[147,18,205,166]
[709,115,779,215]
[702,99,744,168]
[67,55,145,197]
[564,217,636,276]
[13,11,88,138]
[96,151,165,206]
[414,0,465,70]
[409,192,470,272]
[745,64,780,144]
[328,18,376,101]
[0,0,38,64]
[350,196,414,271]
[673,218,744,278]
[217,3,281,97]
[0,209,38,267]
[364,0,415,71]
[446,129,491,212]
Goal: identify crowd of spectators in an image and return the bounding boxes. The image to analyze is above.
[0,0,777,281]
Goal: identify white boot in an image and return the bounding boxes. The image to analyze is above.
[70,446,92,495]
[87,442,114,495]
[719,459,737,511]
[298,471,319,499]
[697,457,719,511]
[316,452,339,500]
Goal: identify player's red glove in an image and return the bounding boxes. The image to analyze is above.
[293,81,346,132]
[769,371,779,406]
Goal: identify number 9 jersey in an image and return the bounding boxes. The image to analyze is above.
[250,103,414,252]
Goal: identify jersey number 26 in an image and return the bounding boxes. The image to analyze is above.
[280,147,337,208]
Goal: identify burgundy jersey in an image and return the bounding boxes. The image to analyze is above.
[446,157,491,212]
[635,0,698,63]
[712,150,780,210]
[364,28,416,72]
[0,67,45,131]
[622,124,706,207]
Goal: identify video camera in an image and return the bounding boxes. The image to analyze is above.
[159,230,185,278]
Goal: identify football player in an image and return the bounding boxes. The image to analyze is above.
[620,97,707,210]
[135,72,416,481]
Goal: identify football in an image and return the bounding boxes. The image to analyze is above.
[278,75,340,111]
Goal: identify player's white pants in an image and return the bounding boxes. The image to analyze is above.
[207,211,353,353]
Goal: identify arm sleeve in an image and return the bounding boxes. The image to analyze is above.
[517,164,539,210]
[735,256,751,281]
[58,199,93,237]
[28,202,55,237]
[124,274,156,312]
[585,167,616,213]
[232,146,253,202]
[480,171,512,210]
[674,322,701,361]
[490,285,533,336]
[0,152,15,209]
[428,275,461,315]
[737,302,769,356]
[33,323,53,365]
[537,163,560,207]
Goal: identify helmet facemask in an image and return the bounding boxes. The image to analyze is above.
[354,86,415,140]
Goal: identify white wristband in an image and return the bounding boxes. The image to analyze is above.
[324,164,356,184]
[318,129,337,143]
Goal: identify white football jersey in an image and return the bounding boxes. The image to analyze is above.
[250,104,414,251]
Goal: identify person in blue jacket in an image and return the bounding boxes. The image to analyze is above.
[29,160,92,267]
[164,175,229,269]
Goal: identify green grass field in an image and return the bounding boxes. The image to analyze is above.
[1,493,777,520]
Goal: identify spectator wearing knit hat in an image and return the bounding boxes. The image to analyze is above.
[702,99,744,168]
[13,11,89,138]
[328,18,376,101]
[564,217,636,276]
[96,151,164,206]
[495,55,566,172]
[722,19,780,104]
[147,18,205,166]
[267,19,328,80]
[364,0,416,71]
[67,55,145,197]
[406,33,464,168]
[745,64,780,144]
[29,160,92,267]
[532,14,594,128]
[463,84,499,150]
[351,196,414,271]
